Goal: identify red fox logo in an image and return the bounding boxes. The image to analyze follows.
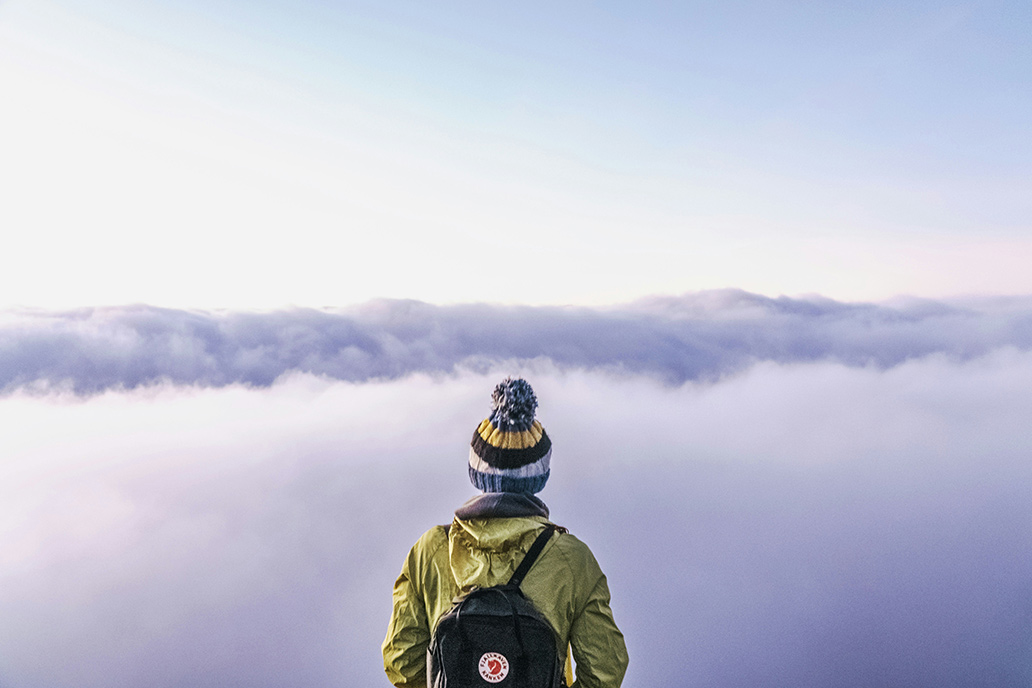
[478,652,509,683]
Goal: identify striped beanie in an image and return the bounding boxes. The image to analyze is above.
[469,378,552,494]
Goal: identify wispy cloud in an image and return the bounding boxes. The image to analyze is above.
[4,291,1032,394]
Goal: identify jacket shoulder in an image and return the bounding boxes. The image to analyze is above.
[407,524,450,567]
[548,529,604,579]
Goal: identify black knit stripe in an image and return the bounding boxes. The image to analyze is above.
[470,429,551,469]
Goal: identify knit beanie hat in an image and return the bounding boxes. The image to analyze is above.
[469,377,552,494]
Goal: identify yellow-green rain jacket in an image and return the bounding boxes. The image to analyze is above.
[383,513,628,688]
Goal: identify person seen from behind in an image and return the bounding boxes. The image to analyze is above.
[382,377,628,687]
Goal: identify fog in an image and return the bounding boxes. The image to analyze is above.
[2,348,1031,687]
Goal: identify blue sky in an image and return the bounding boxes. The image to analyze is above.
[2,0,1030,308]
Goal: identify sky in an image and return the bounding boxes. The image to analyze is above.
[1,0,1031,308]
[2,2,1032,687]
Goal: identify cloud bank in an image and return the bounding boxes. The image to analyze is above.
[2,356,1032,687]
[4,290,1032,394]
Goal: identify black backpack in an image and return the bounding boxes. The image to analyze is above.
[427,525,563,688]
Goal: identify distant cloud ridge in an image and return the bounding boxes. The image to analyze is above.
[4,291,1032,393]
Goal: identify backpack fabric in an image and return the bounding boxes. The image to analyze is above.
[427,526,562,688]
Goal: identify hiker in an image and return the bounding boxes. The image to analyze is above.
[382,377,628,687]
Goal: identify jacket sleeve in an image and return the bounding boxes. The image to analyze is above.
[382,541,431,688]
[568,572,629,688]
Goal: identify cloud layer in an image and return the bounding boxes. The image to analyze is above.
[2,356,1032,687]
[4,291,1032,394]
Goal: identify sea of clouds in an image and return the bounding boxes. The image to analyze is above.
[2,292,1031,687]
[4,290,1032,393]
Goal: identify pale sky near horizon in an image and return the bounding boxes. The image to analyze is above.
[1,0,1030,310]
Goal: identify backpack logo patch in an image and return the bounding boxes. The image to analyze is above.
[479,652,509,683]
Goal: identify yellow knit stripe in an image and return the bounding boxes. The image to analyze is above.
[476,419,544,449]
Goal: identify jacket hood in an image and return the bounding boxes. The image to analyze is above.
[448,495,552,592]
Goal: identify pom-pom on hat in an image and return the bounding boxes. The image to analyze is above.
[469,377,552,494]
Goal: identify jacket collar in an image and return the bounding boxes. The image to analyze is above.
[454,492,550,520]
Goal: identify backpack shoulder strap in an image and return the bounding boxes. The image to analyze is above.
[507,524,557,589]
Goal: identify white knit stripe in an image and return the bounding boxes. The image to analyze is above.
[468,446,551,478]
